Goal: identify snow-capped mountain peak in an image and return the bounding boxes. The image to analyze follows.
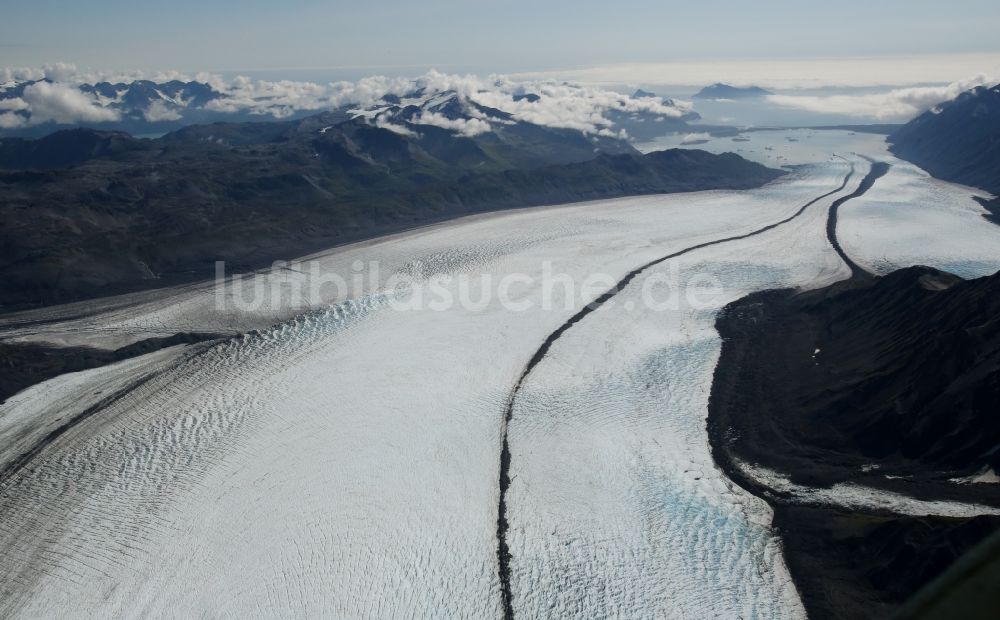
[0,70,699,140]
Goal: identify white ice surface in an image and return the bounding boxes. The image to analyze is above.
[0,343,196,474]
[636,128,887,167]
[1,131,999,618]
[505,157,853,618]
[638,128,1000,279]
[0,159,852,618]
[837,161,1000,278]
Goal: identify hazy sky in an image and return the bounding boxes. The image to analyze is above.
[4,0,1000,75]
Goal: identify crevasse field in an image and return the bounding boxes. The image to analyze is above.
[1,131,999,618]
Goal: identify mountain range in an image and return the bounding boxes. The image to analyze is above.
[0,109,777,308]
[692,83,772,100]
[890,83,1000,220]
[0,78,700,140]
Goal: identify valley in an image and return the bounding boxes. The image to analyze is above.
[2,130,999,617]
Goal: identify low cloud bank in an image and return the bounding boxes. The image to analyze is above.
[680,132,711,144]
[2,82,121,127]
[413,111,492,137]
[512,54,1000,90]
[765,75,995,120]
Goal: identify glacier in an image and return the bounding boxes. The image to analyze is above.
[1,131,1000,617]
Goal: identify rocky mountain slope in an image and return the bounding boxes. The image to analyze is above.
[710,266,1000,618]
[889,84,1000,221]
[0,112,780,309]
[713,266,1000,488]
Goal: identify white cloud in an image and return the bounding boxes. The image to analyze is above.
[41,64,204,87]
[398,71,687,135]
[207,74,416,118]
[0,98,28,111]
[374,115,418,137]
[20,81,121,125]
[413,111,491,137]
[196,68,689,134]
[680,132,711,144]
[764,75,995,120]
[511,53,1000,90]
[0,67,45,84]
[143,100,183,122]
[0,113,26,129]
[193,71,228,91]
[42,62,78,83]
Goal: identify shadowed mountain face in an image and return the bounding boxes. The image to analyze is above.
[713,266,1000,488]
[79,79,223,110]
[774,507,1000,620]
[710,266,1000,619]
[889,84,1000,221]
[0,114,782,309]
[0,128,149,169]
